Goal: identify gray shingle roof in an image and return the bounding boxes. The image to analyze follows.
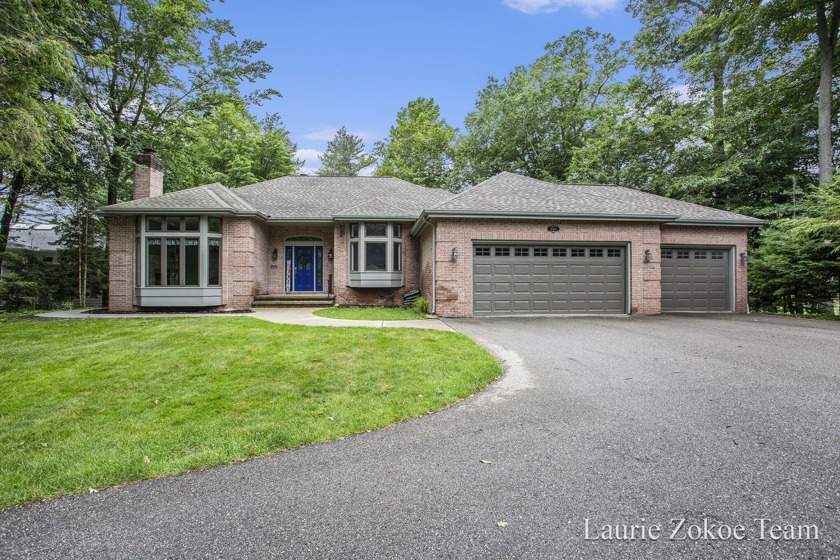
[233,176,453,220]
[7,224,59,252]
[101,183,253,215]
[100,176,453,221]
[426,172,766,225]
[99,172,765,227]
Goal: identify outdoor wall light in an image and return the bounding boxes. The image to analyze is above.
[271,248,278,261]
[740,251,748,265]
[328,249,334,260]
[644,249,654,263]
[451,247,459,262]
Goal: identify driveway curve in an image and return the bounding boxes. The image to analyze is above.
[1,314,838,559]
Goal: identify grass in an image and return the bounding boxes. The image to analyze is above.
[0,317,500,509]
[313,306,426,321]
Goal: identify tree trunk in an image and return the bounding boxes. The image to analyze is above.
[107,150,123,205]
[816,0,840,185]
[0,169,27,275]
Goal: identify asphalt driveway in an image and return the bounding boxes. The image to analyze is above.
[1,314,838,558]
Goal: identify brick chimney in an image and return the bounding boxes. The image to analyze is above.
[132,148,164,199]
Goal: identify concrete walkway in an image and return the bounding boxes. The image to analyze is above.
[36,307,453,331]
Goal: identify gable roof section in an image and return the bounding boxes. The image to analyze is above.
[100,183,263,217]
[233,176,453,221]
[421,172,766,227]
[99,176,454,222]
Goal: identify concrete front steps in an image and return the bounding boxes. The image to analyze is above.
[251,294,335,308]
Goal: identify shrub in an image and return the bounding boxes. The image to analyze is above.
[414,296,430,315]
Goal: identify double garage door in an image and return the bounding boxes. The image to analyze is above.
[473,244,626,315]
[661,247,731,311]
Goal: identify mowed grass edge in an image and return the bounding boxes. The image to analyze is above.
[313,306,426,321]
[0,317,501,508]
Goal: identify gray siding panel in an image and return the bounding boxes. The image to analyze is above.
[661,248,730,311]
[473,244,626,315]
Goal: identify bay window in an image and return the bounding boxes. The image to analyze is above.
[135,215,223,306]
[348,222,404,287]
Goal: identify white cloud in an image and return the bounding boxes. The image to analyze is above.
[503,0,619,16]
[302,127,379,142]
[671,84,691,102]
[295,148,323,167]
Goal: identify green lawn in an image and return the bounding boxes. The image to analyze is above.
[0,317,500,509]
[313,306,426,321]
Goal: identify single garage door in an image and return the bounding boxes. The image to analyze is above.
[473,244,626,315]
[661,247,731,311]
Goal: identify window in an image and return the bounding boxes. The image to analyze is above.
[662,250,673,259]
[475,247,491,256]
[514,247,529,257]
[495,247,510,257]
[365,242,387,271]
[711,251,724,260]
[533,247,548,257]
[166,239,181,285]
[589,248,604,257]
[140,216,222,288]
[208,239,221,286]
[694,251,707,260]
[147,238,162,285]
[349,222,402,274]
[607,248,622,258]
[365,222,387,237]
[350,242,359,271]
[393,242,402,271]
[553,248,567,257]
[184,238,199,286]
[677,250,690,259]
[571,248,585,257]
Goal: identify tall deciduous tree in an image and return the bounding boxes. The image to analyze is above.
[373,97,456,189]
[317,126,375,176]
[75,0,277,205]
[454,29,627,185]
[162,102,299,189]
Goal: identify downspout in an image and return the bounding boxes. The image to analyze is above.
[431,221,437,315]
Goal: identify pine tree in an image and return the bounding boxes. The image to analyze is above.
[317,126,375,176]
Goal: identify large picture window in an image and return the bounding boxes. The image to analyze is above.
[137,216,222,288]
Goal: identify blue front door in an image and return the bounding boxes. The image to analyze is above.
[293,246,314,291]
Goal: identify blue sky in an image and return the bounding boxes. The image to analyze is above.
[211,0,640,174]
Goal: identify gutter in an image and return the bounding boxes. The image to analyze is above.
[661,218,769,227]
[421,210,682,222]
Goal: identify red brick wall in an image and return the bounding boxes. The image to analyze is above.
[221,217,263,310]
[418,225,434,308]
[107,216,136,311]
[660,225,749,313]
[131,155,163,199]
[432,219,663,317]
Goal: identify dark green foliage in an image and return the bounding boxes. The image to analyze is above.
[0,250,57,311]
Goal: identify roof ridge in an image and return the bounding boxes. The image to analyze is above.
[209,183,259,213]
[201,185,234,210]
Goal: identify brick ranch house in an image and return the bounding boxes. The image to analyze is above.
[99,150,766,317]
